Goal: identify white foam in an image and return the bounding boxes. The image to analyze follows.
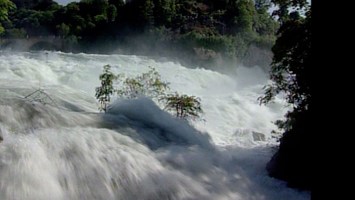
[0,51,309,199]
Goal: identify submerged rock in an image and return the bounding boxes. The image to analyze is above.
[252,131,266,142]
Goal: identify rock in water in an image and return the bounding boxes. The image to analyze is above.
[252,131,266,141]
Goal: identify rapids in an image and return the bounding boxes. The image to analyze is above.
[0,51,309,200]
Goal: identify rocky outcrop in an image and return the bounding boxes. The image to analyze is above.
[0,37,62,51]
[266,110,312,191]
[252,131,266,142]
[193,47,219,60]
[242,44,273,71]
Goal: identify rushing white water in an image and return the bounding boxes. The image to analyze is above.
[0,51,309,200]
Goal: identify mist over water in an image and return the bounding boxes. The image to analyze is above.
[0,51,309,199]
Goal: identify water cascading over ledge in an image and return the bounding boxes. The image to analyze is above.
[0,51,309,200]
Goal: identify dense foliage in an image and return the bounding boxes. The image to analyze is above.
[0,0,15,34]
[1,0,278,68]
[259,0,311,190]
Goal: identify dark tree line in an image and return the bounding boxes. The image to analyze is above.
[259,0,311,191]
[1,0,278,69]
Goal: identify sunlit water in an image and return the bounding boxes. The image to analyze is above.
[0,51,309,200]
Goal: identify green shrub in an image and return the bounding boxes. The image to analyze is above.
[95,64,117,112]
[160,93,203,120]
[116,66,170,99]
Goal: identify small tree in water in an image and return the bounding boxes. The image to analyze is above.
[95,65,203,120]
[95,65,117,112]
[116,66,170,99]
[161,93,203,120]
